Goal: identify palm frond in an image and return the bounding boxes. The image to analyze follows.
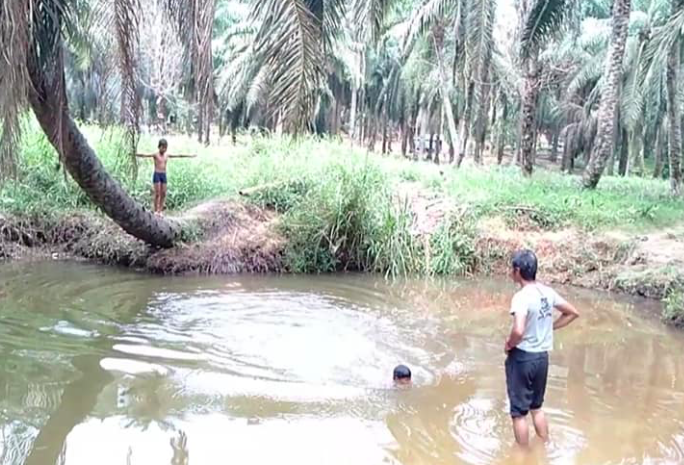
[628,10,650,33]
[621,36,646,131]
[246,64,273,112]
[641,4,684,88]
[579,18,611,53]
[490,50,521,102]
[321,0,346,51]
[401,0,457,55]
[520,0,572,59]
[647,0,672,26]
[566,51,605,99]
[252,0,324,133]
[464,0,496,76]
[353,0,393,43]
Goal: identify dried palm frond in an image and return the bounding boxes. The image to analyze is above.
[0,0,32,178]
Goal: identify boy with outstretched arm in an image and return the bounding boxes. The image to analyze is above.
[136,139,196,214]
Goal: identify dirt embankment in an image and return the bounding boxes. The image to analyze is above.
[0,200,285,274]
[476,217,684,299]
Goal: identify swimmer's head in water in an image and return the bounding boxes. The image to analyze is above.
[393,365,411,385]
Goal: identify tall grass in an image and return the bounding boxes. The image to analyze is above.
[5,119,684,274]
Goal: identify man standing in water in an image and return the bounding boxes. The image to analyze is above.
[504,250,580,447]
[137,139,196,214]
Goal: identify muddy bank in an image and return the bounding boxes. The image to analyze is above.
[0,200,285,274]
[476,216,684,298]
[476,217,684,327]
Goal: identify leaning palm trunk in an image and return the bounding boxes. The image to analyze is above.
[28,62,178,248]
[666,39,683,194]
[519,50,540,176]
[582,0,631,188]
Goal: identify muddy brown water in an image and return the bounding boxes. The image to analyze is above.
[0,262,683,465]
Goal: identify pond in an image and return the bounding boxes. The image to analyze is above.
[0,261,683,465]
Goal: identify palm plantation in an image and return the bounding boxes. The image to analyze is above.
[1,0,683,246]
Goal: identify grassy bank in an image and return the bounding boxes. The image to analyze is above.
[4,121,684,325]
[8,120,682,228]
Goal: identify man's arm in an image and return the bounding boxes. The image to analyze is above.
[505,310,527,352]
[135,153,154,158]
[553,301,580,330]
[168,154,197,158]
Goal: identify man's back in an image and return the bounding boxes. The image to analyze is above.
[510,283,566,353]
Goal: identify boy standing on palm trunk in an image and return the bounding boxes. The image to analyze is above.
[136,139,196,214]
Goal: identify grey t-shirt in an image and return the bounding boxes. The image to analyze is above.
[509,283,567,353]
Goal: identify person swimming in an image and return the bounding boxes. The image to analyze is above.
[393,365,412,386]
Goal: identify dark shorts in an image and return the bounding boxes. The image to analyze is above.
[152,172,167,184]
[505,348,549,418]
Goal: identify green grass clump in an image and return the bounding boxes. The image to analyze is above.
[663,287,684,327]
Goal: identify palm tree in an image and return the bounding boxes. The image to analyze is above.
[657,0,684,194]
[518,0,571,176]
[582,0,633,189]
[0,0,179,247]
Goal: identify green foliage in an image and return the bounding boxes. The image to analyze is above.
[6,122,684,276]
[663,287,684,327]
[441,165,681,231]
[520,0,572,59]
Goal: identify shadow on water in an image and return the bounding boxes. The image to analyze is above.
[23,355,112,465]
[0,262,682,464]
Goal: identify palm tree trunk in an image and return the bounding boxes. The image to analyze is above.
[197,108,204,143]
[562,132,573,172]
[204,106,211,146]
[28,61,178,248]
[24,356,113,465]
[582,0,631,188]
[457,81,475,166]
[667,38,683,194]
[618,128,629,176]
[606,146,615,176]
[653,120,665,178]
[520,49,540,176]
[473,54,493,165]
[629,123,645,176]
[381,101,389,154]
[433,28,460,165]
[550,132,560,163]
[496,96,508,165]
[350,85,358,140]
